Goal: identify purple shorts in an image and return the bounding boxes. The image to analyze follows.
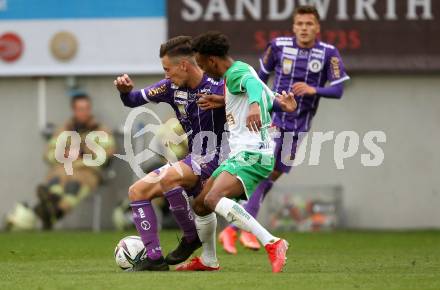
[154,152,220,197]
[273,128,300,174]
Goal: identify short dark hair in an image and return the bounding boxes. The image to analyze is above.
[159,36,193,58]
[192,31,230,58]
[293,5,320,22]
[71,94,91,107]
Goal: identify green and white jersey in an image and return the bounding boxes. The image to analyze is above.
[223,61,276,157]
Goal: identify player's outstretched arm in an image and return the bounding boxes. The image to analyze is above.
[315,83,344,99]
[114,74,143,108]
[196,94,225,110]
[114,74,134,94]
[115,75,171,108]
[292,82,344,99]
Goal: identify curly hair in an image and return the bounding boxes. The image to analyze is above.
[192,31,230,57]
[159,36,193,58]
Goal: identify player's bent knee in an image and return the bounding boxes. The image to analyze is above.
[128,184,150,202]
[203,193,220,211]
[127,185,138,202]
[159,171,182,192]
[193,197,212,216]
[192,192,213,216]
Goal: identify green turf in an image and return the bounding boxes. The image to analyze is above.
[0,230,439,290]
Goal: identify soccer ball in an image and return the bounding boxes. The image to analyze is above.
[114,236,146,270]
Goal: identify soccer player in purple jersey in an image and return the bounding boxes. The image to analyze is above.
[219,5,350,253]
[114,36,226,271]
[173,31,296,273]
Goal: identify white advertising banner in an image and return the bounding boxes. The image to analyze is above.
[0,0,166,76]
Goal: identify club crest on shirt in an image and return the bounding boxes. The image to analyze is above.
[308,59,323,73]
[282,58,293,75]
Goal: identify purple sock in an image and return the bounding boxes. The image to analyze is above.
[165,187,198,243]
[231,179,274,232]
[131,200,162,260]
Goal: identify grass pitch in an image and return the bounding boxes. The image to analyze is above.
[0,230,439,290]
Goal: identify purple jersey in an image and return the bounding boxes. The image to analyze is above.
[258,37,349,132]
[120,74,226,154]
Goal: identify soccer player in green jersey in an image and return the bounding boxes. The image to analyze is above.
[175,31,296,273]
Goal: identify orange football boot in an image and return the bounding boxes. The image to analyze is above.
[218,226,238,255]
[265,239,289,273]
[175,257,220,271]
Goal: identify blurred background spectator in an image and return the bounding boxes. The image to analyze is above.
[5,92,115,230]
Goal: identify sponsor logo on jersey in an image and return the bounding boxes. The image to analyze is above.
[174,90,188,105]
[199,88,211,94]
[311,53,324,59]
[311,48,325,59]
[312,48,324,54]
[207,77,220,86]
[282,46,298,56]
[331,57,341,79]
[309,59,323,73]
[226,113,236,127]
[276,40,293,47]
[148,84,167,97]
[282,58,293,74]
[174,90,188,99]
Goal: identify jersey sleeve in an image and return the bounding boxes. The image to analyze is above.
[226,64,268,105]
[325,48,350,86]
[226,66,257,96]
[258,40,277,83]
[243,76,265,105]
[120,79,172,108]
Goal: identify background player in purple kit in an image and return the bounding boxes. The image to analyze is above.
[219,5,350,254]
[114,36,226,271]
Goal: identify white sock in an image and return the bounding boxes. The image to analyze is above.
[215,197,278,246]
[195,213,218,267]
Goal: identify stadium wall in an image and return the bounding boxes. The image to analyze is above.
[0,74,439,229]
